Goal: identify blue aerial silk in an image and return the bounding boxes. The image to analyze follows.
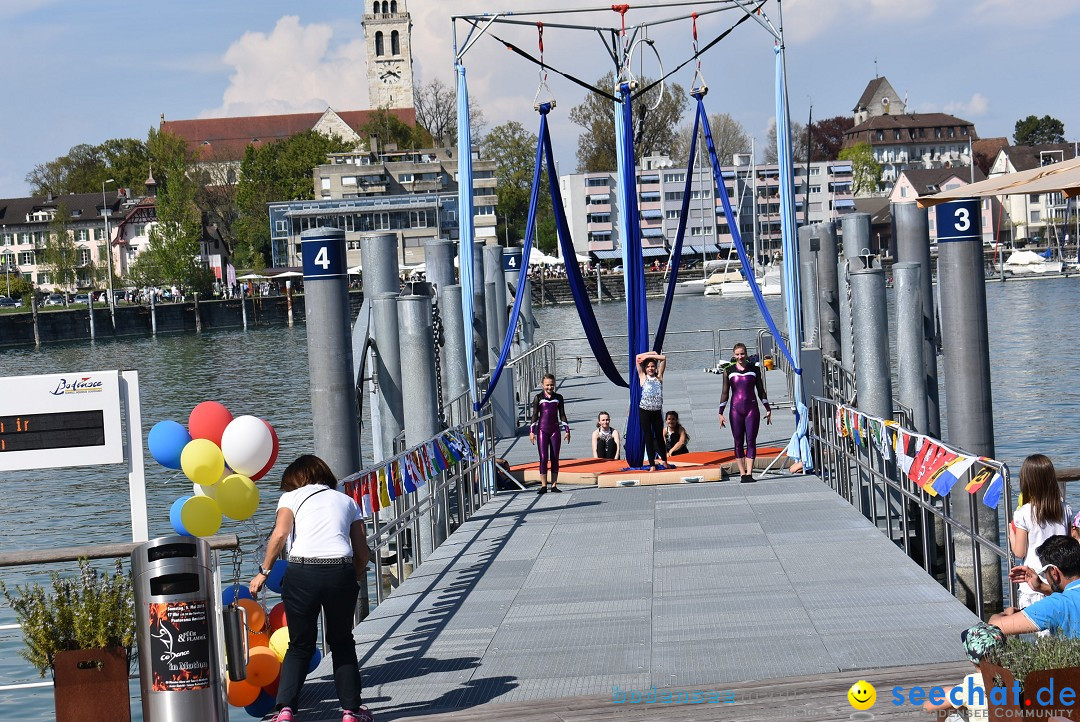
[616,82,650,468]
[774,45,812,471]
[456,64,478,405]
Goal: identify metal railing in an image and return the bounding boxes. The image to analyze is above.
[808,395,1014,618]
[344,401,495,611]
[505,341,555,426]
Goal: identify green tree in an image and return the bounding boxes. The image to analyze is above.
[358,109,431,152]
[234,130,354,267]
[1014,115,1066,146]
[41,205,81,295]
[483,121,552,246]
[570,72,687,172]
[145,131,212,295]
[25,139,149,196]
[838,141,882,195]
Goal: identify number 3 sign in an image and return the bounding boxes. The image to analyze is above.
[934,198,981,243]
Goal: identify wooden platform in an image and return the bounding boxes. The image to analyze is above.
[508,447,786,487]
[391,661,972,720]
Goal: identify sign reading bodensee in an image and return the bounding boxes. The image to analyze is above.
[0,370,125,470]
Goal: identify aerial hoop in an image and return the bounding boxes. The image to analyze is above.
[627,35,664,111]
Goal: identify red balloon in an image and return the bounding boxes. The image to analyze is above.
[262,676,280,698]
[268,602,287,632]
[250,419,280,482]
[189,401,233,447]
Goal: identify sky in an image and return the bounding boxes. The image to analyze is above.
[1,0,1078,198]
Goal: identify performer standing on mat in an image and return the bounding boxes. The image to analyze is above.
[636,351,668,471]
[717,343,771,483]
[530,373,570,494]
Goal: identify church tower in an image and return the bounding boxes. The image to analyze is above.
[363,0,415,110]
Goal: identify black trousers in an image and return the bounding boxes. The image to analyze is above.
[638,408,666,466]
[277,562,362,711]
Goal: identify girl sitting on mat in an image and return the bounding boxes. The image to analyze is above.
[664,410,691,457]
[592,411,622,460]
[530,373,570,494]
[717,343,771,483]
[636,351,669,471]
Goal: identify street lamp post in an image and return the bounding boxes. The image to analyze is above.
[2,224,8,297]
[102,179,116,328]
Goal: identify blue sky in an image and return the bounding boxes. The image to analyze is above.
[2,0,1077,198]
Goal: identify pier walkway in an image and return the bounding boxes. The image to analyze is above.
[291,370,978,720]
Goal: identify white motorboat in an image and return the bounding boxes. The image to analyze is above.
[1003,250,1064,275]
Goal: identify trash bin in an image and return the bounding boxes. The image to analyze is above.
[131,535,226,722]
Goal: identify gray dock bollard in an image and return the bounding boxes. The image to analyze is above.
[301,227,362,481]
[425,239,457,294]
[399,294,447,552]
[838,257,853,374]
[471,241,488,375]
[935,198,1000,612]
[440,284,469,412]
[893,201,941,438]
[361,233,401,297]
[373,293,405,460]
[894,263,929,433]
[800,258,819,347]
[849,267,893,419]
[815,221,841,361]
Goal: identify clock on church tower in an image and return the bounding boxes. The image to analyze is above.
[363,0,415,110]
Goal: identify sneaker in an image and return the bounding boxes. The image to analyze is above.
[740,474,756,483]
[343,707,374,722]
[273,708,294,722]
[550,485,562,493]
[536,485,547,494]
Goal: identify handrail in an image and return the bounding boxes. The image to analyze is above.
[506,341,555,426]
[0,534,241,568]
[808,395,1014,619]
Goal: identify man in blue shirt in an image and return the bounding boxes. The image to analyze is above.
[990,535,1080,637]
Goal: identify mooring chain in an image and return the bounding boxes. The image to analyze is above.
[844,259,857,407]
[431,293,446,419]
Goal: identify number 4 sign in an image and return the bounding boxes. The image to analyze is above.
[301,230,346,279]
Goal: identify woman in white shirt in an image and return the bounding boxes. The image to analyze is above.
[250,455,372,722]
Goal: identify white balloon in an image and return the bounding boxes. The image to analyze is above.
[221,415,274,477]
[193,482,218,499]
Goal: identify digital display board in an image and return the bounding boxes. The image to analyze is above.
[0,410,106,452]
[0,371,124,471]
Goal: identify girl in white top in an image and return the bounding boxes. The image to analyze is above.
[1010,454,1074,609]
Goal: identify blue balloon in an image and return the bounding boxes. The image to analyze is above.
[245,690,275,718]
[266,560,288,594]
[307,647,322,674]
[222,583,253,607]
[149,420,191,470]
[170,496,192,536]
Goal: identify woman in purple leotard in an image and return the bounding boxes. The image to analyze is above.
[717,343,771,483]
[530,373,570,494]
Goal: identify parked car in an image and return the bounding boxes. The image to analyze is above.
[0,296,20,308]
[73,293,90,305]
[44,293,65,306]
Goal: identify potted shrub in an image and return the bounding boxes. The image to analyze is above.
[0,558,135,722]
[980,635,1080,718]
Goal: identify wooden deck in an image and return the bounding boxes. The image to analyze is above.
[393,661,970,720]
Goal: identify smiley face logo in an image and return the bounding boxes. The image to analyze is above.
[847,680,876,710]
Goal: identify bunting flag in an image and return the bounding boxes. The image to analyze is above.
[910,442,958,489]
[835,406,848,437]
[428,441,448,472]
[446,431,470,461]
[894,427,920,472]
[369,473,381,514]
[878,421,895,462]
[406,452,425,488]
[400,457,417,494]
[377,466,391,507]
[906,435,934,480]
[982,471,1005,508]
[851,411,863,448]
[438,436,459,466]
[389,460,403,498]
[929,455,979,497]
[460,429,478,459]
[965,465,995,495]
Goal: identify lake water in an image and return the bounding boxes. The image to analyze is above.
[2,277,1079,718]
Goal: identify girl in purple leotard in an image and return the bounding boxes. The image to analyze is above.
[530,373,570,494]
[717,343,771,483]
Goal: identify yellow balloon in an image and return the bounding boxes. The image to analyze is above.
[217,474,260,521]
[180,495,222,537]
[181,439,226,486]
[269,627,290,662]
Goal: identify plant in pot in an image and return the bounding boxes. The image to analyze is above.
[0,558,135,722]
[980,635,1080,717]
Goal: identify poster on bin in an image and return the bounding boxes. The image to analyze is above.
[148,600,212,691]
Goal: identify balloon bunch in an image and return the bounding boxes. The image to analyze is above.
[223,585,321,717]
[148,401,279,537]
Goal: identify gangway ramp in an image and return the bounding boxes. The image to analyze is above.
[295,474,978,720]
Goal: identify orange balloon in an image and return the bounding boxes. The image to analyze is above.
[248,630,270,649]
[227,678,261,707]
[246,646,281,687]
[237,598,266,632]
